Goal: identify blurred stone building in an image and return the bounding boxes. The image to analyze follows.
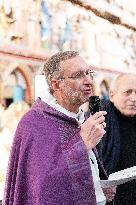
[0,0,136,200]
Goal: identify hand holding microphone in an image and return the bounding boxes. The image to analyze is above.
[80,96,106,150]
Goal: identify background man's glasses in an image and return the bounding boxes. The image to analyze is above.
[59,69,94,80]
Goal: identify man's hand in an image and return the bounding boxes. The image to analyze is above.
[80,111,107,150]
[103,186,116,202]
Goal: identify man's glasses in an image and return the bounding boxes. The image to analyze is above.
[59,69,94,80]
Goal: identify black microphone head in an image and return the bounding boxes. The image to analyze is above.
[89,96,101,115]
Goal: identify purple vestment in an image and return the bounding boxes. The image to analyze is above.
[3,98,107,205]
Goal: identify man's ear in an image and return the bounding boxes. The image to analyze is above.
[109,89,115,103]
[50,79,60,92]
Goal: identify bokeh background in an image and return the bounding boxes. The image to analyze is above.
[0,0,136,201]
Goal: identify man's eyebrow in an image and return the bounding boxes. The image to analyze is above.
[71,70,86,75]
[70,71,82,76]
[122,89,132,93]
[71,70,83,74]
[74,67,91,72]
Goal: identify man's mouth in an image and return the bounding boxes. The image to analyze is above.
[127,105,136,110]
[83,89,92,94]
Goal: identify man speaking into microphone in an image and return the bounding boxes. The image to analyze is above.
[3,51,115,205]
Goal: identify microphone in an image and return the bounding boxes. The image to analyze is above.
[89,96,102,115]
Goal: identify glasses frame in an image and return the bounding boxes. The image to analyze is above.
[59,69,95,81]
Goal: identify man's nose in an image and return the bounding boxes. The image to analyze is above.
[130,91,136,101]
[84,74,93,83]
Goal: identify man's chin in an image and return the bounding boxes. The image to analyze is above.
[124,111,136,117]
[82,97,90,104]
[129,112,136,117]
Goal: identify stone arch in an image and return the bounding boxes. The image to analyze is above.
[4,63,34,104]
[16,66,32,104]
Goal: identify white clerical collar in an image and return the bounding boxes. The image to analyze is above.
[42,91,85,125]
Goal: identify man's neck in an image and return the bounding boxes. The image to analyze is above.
[57,101,79,113]
[54,94,79,113]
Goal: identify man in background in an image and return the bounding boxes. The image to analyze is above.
[3,51,115,205]
[98,73,136,205]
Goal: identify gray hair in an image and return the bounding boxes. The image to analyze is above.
[110,73,136,91]
[43,51,79,81]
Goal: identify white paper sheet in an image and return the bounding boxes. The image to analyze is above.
[100,166,136,188]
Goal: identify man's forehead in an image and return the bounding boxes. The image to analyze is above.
[59,56,88,73]
[117,75,136,90]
